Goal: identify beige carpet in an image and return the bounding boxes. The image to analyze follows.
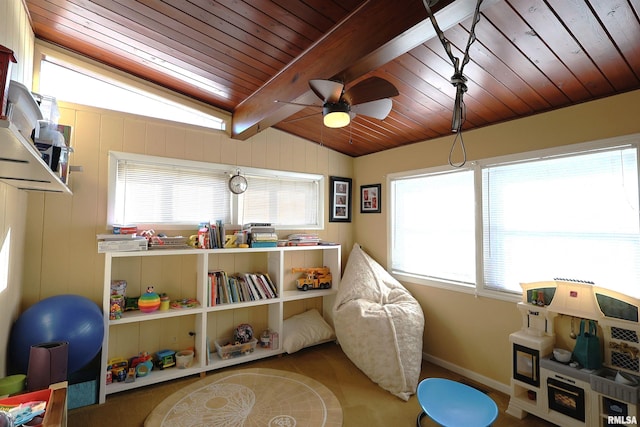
[144,367,343,427]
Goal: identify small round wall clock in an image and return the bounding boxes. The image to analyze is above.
[228,171,248,194]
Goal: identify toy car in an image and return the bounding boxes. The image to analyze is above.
[292,267,332,291]
[155,349,176,369]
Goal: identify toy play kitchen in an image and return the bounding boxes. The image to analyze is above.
[507,279,640,426]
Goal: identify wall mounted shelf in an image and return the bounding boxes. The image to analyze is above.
[0,119,71,194]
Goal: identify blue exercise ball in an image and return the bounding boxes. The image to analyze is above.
[9,294,104,375]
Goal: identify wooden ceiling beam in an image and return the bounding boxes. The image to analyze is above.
[231,0,455,140]
[231,0,502,141]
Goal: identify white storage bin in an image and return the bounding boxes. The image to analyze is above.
[7,80,42,139]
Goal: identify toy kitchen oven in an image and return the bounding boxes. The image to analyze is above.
[507,280,640,427]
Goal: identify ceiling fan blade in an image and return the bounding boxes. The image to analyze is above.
[282,111,322,124]
[342,77,399,105]
[274,100,320,108]
[350,98,393,120]
[309,79,344,103]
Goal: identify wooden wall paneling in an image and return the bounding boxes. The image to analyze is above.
[178,256,198,300]
[122,118,146,154]
[247,305,269,337]
[109,323,138,360]
[201,131,222,164]
[214,310,235,339]
[263,130,281,171]
[164,126,186,160]
[219,134,239,166]
[183,128,205,162]
[23,194,46,307]
[249,132,268,169]
[39,194,73,298]
[145,122,167,157]
[111,257,142,295]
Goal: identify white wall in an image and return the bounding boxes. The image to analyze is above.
[0,0,35,377]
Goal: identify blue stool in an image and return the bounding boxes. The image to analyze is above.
[416,378,498,427]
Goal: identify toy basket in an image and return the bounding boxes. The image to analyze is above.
[215,337,257,360]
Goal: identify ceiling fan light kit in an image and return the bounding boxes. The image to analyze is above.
[278,77,399,130]
[323,102,351,128]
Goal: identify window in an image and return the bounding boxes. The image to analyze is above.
[390,169,475,285]
[108,152,324,230]
[38,55,226,130]
[389,135,640,299]
[243,175,321,227]
[483,146,640,297]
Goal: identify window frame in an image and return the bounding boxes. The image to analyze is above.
[107,151,325,231]
[387,133,640,302]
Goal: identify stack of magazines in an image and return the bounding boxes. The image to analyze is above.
[287,234,320,246]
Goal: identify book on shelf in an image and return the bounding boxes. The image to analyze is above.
[286,233,320,246]
[197,219,228,249]
[96,233,141,240]
[243,223,275,234]
[249,241,278,248]
[98,238,147,253]
[251,232,278,241]
[246,274,266,299]
[260,272,278,297]
[112,224,138,234]
[208,270,278,304]
[255,273,277,298]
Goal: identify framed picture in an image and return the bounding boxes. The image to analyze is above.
[329,176,352,222]
[360,184,381,213]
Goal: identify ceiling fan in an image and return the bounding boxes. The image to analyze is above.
[277,76,399,128]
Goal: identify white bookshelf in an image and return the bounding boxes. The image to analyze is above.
[98,244,341,403]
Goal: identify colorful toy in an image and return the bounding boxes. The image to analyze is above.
[170,298,199,309]
[234,323,254,344]
[159,293,170,310]
[107,357,128,383]
[129,352,152,369]
[135,360,153,377]
[110,279,127,297]
[124,296,139,311]
[125,367,136,383]
[110,294,124,320]
[260,329,272,348]
[155,349,176,369]
[138,286,161,313]
[292,267,332,291]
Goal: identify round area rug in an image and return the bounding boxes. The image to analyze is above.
[144,368,343,427]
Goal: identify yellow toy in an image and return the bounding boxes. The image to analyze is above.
[291,267,332,291]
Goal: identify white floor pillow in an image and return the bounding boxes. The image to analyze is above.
[333,243,424,401]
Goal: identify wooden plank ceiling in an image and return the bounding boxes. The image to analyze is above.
[25,0,640,157]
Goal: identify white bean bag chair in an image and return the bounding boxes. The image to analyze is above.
[333,243,424,401]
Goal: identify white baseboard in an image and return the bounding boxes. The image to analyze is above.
[423,351,511,396]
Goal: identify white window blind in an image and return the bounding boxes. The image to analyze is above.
[109,152,323,230]
[242,174,320,228]
[482,146,640,297]
[391,169,476,284]
[114,160,230,225]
